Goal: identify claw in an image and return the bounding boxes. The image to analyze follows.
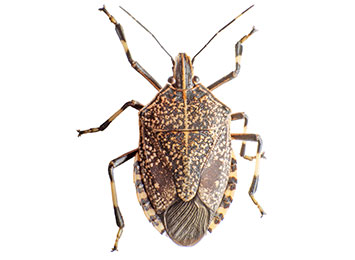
[111,227,123,253]
[249,26,258,35]
[76,129,83,137]
[99,5,117,24]
[260,210,267,218]
[98,4,106,12]
[261,152,266,159]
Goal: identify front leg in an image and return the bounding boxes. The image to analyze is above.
[77,100,144,137]
[99,5,162,91]
[207,27,257,91]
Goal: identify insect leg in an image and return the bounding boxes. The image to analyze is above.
[231,112,266,161]
[108,148,138,251]
[231,133,266,217]
[99,5,162,91]
[231,112,249,159]
[207,27,257,91]
[77,100,144,137]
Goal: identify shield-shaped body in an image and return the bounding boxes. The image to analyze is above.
[134,83,234,246]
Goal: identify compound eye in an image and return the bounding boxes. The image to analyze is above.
[192,76,200,85]
[168,76,176,85]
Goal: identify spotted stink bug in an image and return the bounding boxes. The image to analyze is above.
[77,5,266,251]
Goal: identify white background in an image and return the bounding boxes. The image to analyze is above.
[1,0,355,259]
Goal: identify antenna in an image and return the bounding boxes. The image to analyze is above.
[119,6,175,65]
[192,5,254,64]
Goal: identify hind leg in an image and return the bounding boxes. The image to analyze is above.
[208,151,238,232]
[231,133,266,217]
[108,149,138,251]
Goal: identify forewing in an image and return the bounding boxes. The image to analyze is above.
[198,125,231,212]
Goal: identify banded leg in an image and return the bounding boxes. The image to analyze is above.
[231,133,266,217]
[207,27,257,91]
[108,148,138,251]
[77,100,144,136]
[231,112,266,160]
[99,6,162,91]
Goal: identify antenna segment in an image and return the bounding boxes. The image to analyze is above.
[120,6,175,65]
[192,5,254,64]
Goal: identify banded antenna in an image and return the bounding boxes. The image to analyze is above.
[192,5,254,64]
[120,6,175,66]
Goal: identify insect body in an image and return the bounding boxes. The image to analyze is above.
[77,5,265,251]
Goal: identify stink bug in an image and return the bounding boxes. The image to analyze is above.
[77,5,266,250]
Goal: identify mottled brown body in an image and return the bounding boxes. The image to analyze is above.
[135,83,232,245]
[77,5,265,251]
